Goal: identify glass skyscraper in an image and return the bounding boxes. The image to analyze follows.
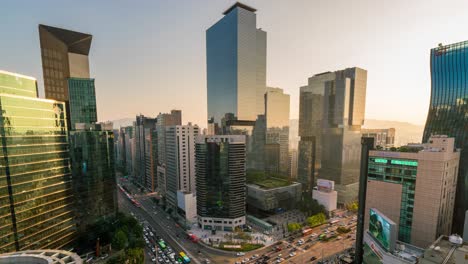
[0,70,76,253]
[298,68,367,204]
[206,2,266,125]
[69,127,117,234]
[68,78,97,130]
[423,41,468,234]
[195,135,246,231]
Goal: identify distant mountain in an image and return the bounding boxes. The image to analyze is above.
[363,119,425,146]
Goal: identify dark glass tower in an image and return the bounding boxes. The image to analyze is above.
[195,135,246,231]
[422,41,468,234]
[69,128,117,233]
[68,78,97,130]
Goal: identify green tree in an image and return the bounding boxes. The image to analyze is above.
[287,222,302,233]
[346,201,359,213]
[306,212,327,227]
[126,247,144,264]
[112,229,128,250]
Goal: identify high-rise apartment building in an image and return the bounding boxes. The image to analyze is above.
[38,25,95,129]
[206,2,266,125]
[362,128,396,149]
[195,135,246,231]
[265,87,290,174]
[298,68,367,203]
[69,124,117,233]
[422,41,468,234]
[165,124,199,211]
[364,136,460,247]
[0,70,76,253]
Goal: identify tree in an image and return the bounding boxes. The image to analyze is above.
[346,201,359,213]
[112,229,128,250]
[306,213,327,227]
[126,247,144,264]
[287,223,302,233]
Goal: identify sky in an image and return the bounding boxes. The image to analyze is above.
[2,0,468,128]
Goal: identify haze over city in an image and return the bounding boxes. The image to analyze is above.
[0,1,467,264]
[3,0,468,127]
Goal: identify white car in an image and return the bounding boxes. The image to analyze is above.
[150,232,154,237]
[236,252,245,256]
[289,252,296,257]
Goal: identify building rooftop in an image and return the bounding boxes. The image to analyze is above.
[0,249,82,264]
[419,235,467,264]
[39,24,92,55]
[223,2,257,15]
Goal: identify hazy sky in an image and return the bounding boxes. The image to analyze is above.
[2,0,468,128]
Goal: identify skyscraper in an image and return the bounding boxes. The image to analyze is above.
[298,68,367,203]
[67,78,97,130]
[422,41,468,234]
[0,70,76,253]
[133,115,157,189]
[38,25,95,129]
[195,135,246,231]
[165,124,199,212]
[265,87,290,174]
[206,2,266,125]
[69,124,117,233]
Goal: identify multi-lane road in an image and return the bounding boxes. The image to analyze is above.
[118,180,357,264]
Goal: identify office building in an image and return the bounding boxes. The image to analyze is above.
[156,110,182,165]
[177,191,197,225]
[69,124,117,233]
[0,70,76,253]
[206,2,266,125]
[364,136,460,247]
[133,115,156,189]
[422,41,468,234]
[196,135,246,231]
[38,25,95,129]
[264,87,290,174]
[118,126,134,176]
[298,68,367,203]
[289,149,298,180]
[362,128,396,148]
[165,124,199,212]
[67,78,97,130]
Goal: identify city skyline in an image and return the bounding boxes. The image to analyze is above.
[4,0,468,127]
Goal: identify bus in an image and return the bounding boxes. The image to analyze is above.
[179,252,190,263]
[319,234,327,240]
[158,240,167,250]
[302,228,313,237]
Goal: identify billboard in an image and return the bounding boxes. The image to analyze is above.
[369,208,397,252]
[317,179,334,192]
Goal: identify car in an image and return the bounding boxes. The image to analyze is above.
[151,248,156,253]
[235,262,241,264]
[289,252,296,257]
[253,254,259,258]
[310,256,317,261]
[151,257,156,262]
[100,253,109,260]
[236,252,245,256]
[278,254,282,257]
[150,232,154,237]
[311,233,318,237]
[243,258,249,262]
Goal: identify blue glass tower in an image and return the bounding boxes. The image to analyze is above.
[423,41,468,234]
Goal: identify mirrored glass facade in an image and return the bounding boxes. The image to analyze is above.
[195,136,246,222]
[69,130,116,234]
[206,4,266,125]
[423,41,468,233]
[68,78,97,130]
[0,73,75,253]
[298,68,367,203]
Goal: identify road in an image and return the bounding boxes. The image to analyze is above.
[119,179,357,264]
